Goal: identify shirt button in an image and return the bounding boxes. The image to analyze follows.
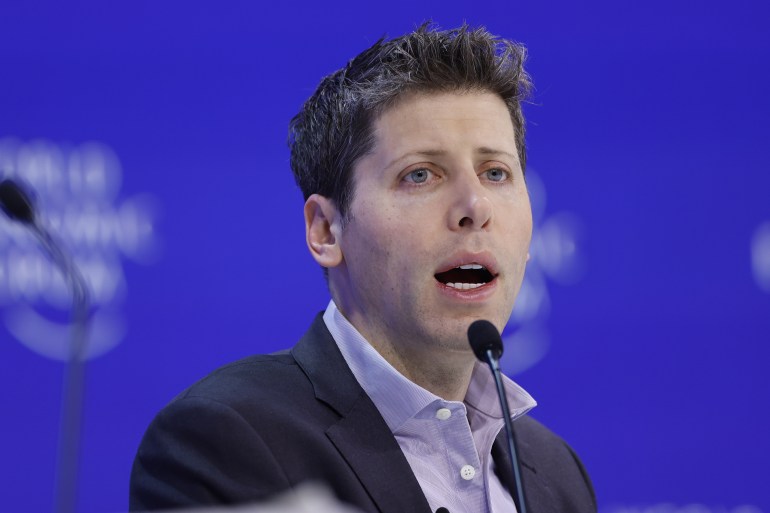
[460,465,476,480]
[435,408,451,420]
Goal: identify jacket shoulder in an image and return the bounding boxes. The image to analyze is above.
[514,415,597,513]
[172,351,303,406]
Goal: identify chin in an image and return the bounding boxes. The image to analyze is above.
[428,320,485,353]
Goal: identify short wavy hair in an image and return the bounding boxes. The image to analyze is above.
[288,23,531,222]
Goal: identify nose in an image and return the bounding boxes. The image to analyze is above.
[447,174,493,231]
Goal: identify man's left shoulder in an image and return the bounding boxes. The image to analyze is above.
[514,415,576,453]
[514,415,597,513]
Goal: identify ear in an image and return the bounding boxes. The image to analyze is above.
[304,194,344,268]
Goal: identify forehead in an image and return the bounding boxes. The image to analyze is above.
[369,90,518,159]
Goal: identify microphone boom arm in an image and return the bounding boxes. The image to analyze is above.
[481,348,527,513]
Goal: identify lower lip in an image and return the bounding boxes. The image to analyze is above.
[434,278,498,301]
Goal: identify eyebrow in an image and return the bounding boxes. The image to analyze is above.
[384,147,518,171]
[476,147,518,162]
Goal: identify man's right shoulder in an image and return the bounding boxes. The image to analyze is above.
[168,350,308,411]
[129,346,348,510]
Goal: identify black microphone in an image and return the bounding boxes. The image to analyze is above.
[468,320,527,513]
[468,319,504,361]
[436,508,450,513]
[0,179,36,224]
[1,177,90,513]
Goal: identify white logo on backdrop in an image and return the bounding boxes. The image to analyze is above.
[0,138,159,361]
[501,170,587,375]
[751,220,770,294]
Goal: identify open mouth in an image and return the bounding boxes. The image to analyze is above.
[434,264,496,290]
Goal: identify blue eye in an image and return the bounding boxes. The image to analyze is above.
[485,168,508,182]
[404,168,432,184]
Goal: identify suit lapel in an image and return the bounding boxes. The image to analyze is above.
[326,397,433,513]
[492,425,559,512]
[292,314,432,513]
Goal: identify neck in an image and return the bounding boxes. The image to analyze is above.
[369,338,476,402]
[330,283,477,401]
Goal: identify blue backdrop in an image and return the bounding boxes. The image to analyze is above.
[1,1,768,512]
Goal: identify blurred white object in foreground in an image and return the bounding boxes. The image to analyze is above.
[142,483,365,513]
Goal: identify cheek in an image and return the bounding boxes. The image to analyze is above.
[342,213,398,278]
[349,210,397,250]
[345,212,433,289]
[503,202,533,242]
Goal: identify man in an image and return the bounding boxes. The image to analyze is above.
[130,24,597,513]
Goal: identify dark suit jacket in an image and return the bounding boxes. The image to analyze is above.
[130,314,596,512]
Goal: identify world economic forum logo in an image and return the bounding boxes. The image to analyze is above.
[0,138,159,361]
[501,169,586,375]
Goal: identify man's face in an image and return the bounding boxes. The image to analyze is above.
[328,91,532,357]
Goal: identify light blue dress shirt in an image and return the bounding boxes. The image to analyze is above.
[324,301,537,513]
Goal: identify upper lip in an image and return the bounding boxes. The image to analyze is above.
[434,251,499,277]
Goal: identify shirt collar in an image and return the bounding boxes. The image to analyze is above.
[323,300,536,433]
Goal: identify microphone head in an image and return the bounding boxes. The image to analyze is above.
[0,179,36,225]
[467,319,504,362]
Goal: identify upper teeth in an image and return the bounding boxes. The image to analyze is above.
[447,282,484,290]
[458,264,483,270]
